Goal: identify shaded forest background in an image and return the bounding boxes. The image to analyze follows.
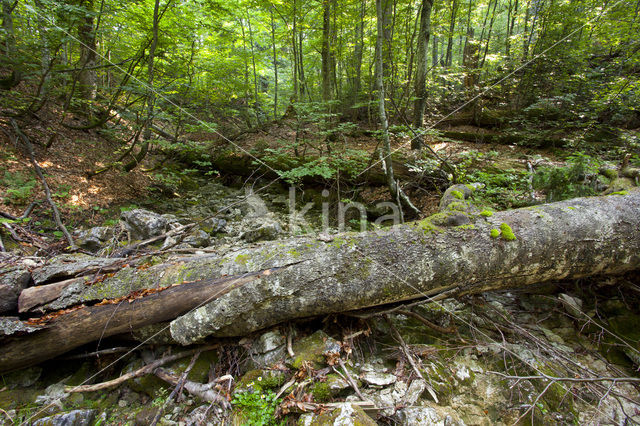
[0,0,639,223]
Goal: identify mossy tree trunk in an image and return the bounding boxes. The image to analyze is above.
[1,191,639,372]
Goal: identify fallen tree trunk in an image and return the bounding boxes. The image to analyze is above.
[1,190,639,372]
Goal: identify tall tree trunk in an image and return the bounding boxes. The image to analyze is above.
[270,8,278,119]
[123,0,159,172]
[445,0,457,67]
[78,0,97,101]
[239,18,253,126]
[376,0,420,216]
[462,0,474,66]
[479,0,498,70]
[247,14,261,126]
[292,0,299,100]
[349,0,365,119]
[411,0,434,150]
[321,0,332,103]
[1,0,21,89]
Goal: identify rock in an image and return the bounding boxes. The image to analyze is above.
[360,371,397,387]
[289,330,341,369]
[32,409,97,426]
[35,382,69,406]
[201,218,227,235]
[439,183,483,211]
[2,366,42,388]
[394,406,466,426]
[244,330,287,368]
[305,403,377,426]
[240,217,283,243]
[404,379,427,405]
[135,407,162,426]
[121,209,168,240]
[75,226,113,252]
[558,293,583,317]
[182,230,210,248]
[0,267,31,314]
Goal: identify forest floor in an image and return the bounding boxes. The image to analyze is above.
[1,106,639,425]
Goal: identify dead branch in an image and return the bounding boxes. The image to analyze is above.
[66,345,218,393]
[10,119,76,249]
[385,315,438,403]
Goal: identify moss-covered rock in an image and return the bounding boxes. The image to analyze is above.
[289,331,340,370]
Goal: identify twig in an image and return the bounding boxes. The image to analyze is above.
[62,347,132,360]
[150,350,202,426]
[487,371,640,383]
[66,345,218,393]
[110,223,195,258]
[153,368,231,409]
[337,358,365,401]
[384,314,438,403]
[396,309,456,334]
[10,119,76,249]
[287,325,295,357]
[0,232,4,252]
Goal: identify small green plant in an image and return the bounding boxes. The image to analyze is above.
[2,171,37,205]
[500,223,517,241]
[232,389,282,426]
[490,229,500,238]
[151,387,169,408]
[533,152,601,202]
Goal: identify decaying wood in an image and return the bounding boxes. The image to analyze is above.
[0,273,259,372]
[1,190,640,373]
[152,368,231,409]
[18,277,85,313]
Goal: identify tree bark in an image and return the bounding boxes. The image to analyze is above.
[1,0,21,89]
[375,0,420,216]
[411,0,434,149]
[1,190,640,372]
[122,0,160,172]
[78,0,98,101]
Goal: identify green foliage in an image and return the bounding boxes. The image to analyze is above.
[232,389,282,426]
[1,171,37,205]
[500,223,516,241]
[533,153,601,202]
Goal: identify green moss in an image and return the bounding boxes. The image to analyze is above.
[451,190,464,200]
[311,382,332,402]
[455,224,475,230]
[490,229,500,238]
[287,249,301,258]
[610,190,629,195]
[480,210,493,217]
[446,200,469,212]
[235,254,249,265]
[500,223,516,241]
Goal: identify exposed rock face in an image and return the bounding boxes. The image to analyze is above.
[299,403,377,426]
[120,209,168,240]
[32,409,97,426]
[240,217,283,242]
[393,406,466,426]
[0,267,31,314]
[75,226,113,252]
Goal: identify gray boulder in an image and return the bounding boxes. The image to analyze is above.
[32,409,97,426]
[0,267,31,314]
[182,229,210,248]
[75,226,113,252]
[121,209,168,240]
[240,218,283,243]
